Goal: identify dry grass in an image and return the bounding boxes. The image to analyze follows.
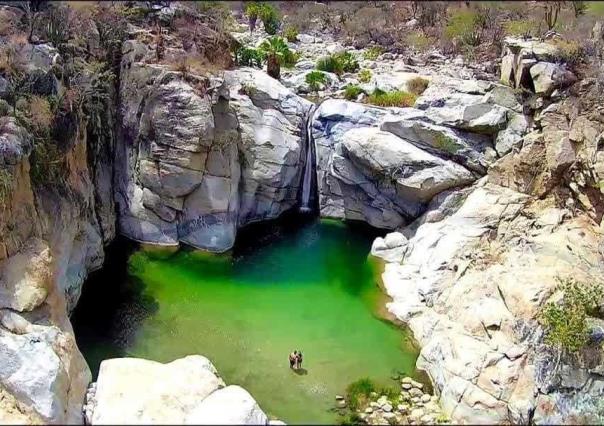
[28,96,54,133]
[407,76,429,95]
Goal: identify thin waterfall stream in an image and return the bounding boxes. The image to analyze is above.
[300,104,317,212]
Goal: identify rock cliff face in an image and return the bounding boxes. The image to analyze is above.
[116,39,312,252]
[0,106,113,422]
[369,41,604,421]
[311,76,529,229]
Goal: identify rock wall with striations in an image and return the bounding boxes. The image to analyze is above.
[115,39,312,253]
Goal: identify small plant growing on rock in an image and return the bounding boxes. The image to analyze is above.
[539,278,604,353]
[362,46,383,61]
[283,25,298,42]
[305,70,327,92]
[407,76,429,95]
[367,89,417,108]
[358,69,372,83]
[240,82,257,96]
[344,84,364,101]
[27,95,54,134]
[433,133,459,154]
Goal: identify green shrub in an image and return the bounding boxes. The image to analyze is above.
[335,51,359,73]
[405,32,434,52]
[243,2,263,33]
[407,76,429,95]
[259,3,280,35]
[305,70,327,92]
[362,46,383,61]
[283,25,298,42]
[30,138,66,187]
[539,278,604,353]
[358,69,372,83]
[377,385,400,401]
[316,51,359,76]
[234,46,265,68]
[345,378,376,410]
[433,133,460,154]
[344,84,364,101]
[338,413,364,426]
[367,89,417,107]
[445,9,484,47]
[316,55,342,75]
[504,19,538,38]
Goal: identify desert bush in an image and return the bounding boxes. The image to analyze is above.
[362,46,383,61]
[259,3,280,35]
[407,76,429,95]
[540,278,604,353]
[445,9,484,47]
[572,1,588,17]
[244,1,261,32]
[27,96,54,134]
[358,69,372,83]
[344,84,364,100]
[42,4,71,50]
[305,70,327,92]
[367,89,417,107]
[543,1,564,31]
[283,25,298,42]
[316,55,341,75]
[552,39,584,65]
[316,51,359,76]
[405,32,434,52]
[504,19,538,38]
[235,46,265,68]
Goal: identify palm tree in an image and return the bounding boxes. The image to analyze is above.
[258,36,296,80]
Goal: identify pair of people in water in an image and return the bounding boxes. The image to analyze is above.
[289,350,303,370]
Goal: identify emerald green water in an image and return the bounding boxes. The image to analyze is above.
[72,217,419,424]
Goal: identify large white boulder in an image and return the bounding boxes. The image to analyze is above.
[186,385,269,425]
[91,356,226,425]
[312,99,481,229]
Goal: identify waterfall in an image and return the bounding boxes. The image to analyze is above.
[300,105,317,213]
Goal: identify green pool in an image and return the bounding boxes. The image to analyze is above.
[72,217,419,424]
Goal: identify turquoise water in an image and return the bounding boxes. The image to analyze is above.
[72,217,419,424]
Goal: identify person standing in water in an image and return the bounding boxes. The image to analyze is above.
[289,350,298,369]
[297,350,303,369]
